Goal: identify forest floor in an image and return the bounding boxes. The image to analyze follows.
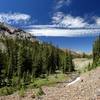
[1,58,100,100]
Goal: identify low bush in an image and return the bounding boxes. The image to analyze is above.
[0,86,14,96]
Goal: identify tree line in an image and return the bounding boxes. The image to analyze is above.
[0,35,75,88]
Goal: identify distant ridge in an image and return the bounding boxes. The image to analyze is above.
[0,22,36,41]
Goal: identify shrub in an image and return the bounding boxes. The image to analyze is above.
[36,87,45,96]
[18,88,25,97]
[0,86,14,96]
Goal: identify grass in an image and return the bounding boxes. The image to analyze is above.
[76,62,97,75]
[18,82,26,97]
[35,87,45,96]
[29,73,69,88]
[18,88,25,97]
[0,73,69,96]
[29,74,69,97]
[77,66,89,74]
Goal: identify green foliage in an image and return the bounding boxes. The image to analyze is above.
[0,35,75,95]
[18,80,26,97]
[18,88,25,97]
[93,36,100,67]
[35,87,45,96]
[0,86,14,96]
[87,63,91,71]
[77,63,92,74]
[29,74,68,88]
[62,51,75,73]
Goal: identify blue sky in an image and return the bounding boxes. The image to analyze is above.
[37,36,96,53]
[0,0,100,52]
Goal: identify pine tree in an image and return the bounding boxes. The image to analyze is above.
[0,35,75,88]
[63,51,75,73]
[0,49,4,87]
[93,36,100,66]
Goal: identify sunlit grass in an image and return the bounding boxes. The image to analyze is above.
[0,74,69,96]
[29,74,69,88]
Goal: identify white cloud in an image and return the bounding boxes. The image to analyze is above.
[52,12,64,24]
[55,0,71,9]
[0,12,31,24]
[52,12,88,28]
[0,12,99,37]
[24,25,100,37]
[95,17,100,25]
[60,15,88,27]
[20,12,100,37]
[24,25,59,29]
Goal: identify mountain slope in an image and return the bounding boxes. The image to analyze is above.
[0,22,35,41]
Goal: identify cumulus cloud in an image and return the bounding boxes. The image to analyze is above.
[60,15,88,27]
[24,13,100,37]
[52,12,88,28]
[0,12,31,24]
[55,0,71,9]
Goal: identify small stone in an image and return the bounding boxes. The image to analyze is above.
[31,93,35,98]
[81,79,83,82]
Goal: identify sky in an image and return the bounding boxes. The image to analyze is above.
[37,36,96,53]
[0,0,100,52]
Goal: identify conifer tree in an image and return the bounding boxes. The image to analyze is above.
[93,36,100,66]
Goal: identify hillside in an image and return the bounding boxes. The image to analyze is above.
[0,22,99,100]
[73,58,93,70]
[0,22,88,59]
[0,22,36,41]
[61,48,92,58]
[61,48,81,58]
[0,60,100,100]
[0,22,76,99]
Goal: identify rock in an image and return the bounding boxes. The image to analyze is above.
[81,79,83,82]
[31,94,35,98]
